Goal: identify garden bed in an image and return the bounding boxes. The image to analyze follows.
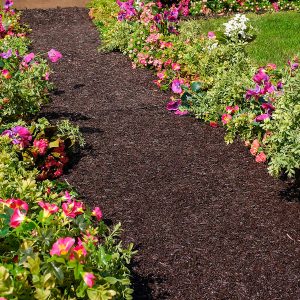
[23,7,300,299]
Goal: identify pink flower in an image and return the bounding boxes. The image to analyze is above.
[171,63,181,71]
[38,201,59,218]
[266,63,277,70]
[48,49,62,63]
[50,237,75,256]
[157,70,166,80]
[254,113,270,122]
[255,152,267,163]
[82,272,96,288]
[33,139,49,155]
[2,69,11,79]
[92,207,103,221]
[174,109,189,116]
[10,209,26,228]
[225,105,239,114]
[23,53,35,63]
[208,31,216,39]
[250,139,260,156]
[171,79,184,94]
[272,2,279,11]
[166,100,180,111]
[221,114,232,125]
[209,121,218,128]
[6,199,28,212]
[62,200,85,218]
[70,240,87,261]
[253,68,269,85]
[44,72,50,80]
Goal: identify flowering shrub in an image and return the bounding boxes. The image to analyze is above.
[189,0,300,16]
[0,188,134,299]
[1,118,85,180]
[0,2,135,298]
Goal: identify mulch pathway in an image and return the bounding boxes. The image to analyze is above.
[23,8,300,299]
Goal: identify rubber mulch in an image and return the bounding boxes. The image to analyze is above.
[22,8,300,300]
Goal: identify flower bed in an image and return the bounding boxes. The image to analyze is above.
[89,0,300,180]
[0,1,134,299]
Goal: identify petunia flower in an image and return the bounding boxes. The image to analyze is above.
[70,240,87,262]
[221,113,232,125]
[62,200,85,218]
[250,139,260,156]
[38,201,59,218]
[171,79,184,94]
[23,52,35,64]
[171,62,181,71]
[48,49,63,63]
[207,31,216,39]
[92,207,103,221]
[174,109,189,116]
[2,69,11,79]
[253,68,269,85]
[50,237,75,256]
[10,209,26,228]
[82,272,96,288]
[255,152,267,163]
[209,121,218,128]
[0,49,12,59]
[166,100,180,111]
[254,113,270,122]
[6,199,28,212]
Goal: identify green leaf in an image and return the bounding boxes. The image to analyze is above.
[191,82,202,92]
[49,262,64,284]
[104,277,118,284]
[48,140,60,148]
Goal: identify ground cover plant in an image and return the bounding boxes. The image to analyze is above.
[0,1,134,299]
[89,0,300,181]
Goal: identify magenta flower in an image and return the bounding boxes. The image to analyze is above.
[174,109,189,116]
[6,199,28,212]
[10,209,26,228]
[221,114,232,125]
[166,100,180,111]
[0,49,12,59]
[62,200,85,218]
[2,69,11,79]
[272,2,279,11]
[207,31,216,39]
[38,201,59,218]
[92,207,103,221]
[171,62,181,71]
[4,0,13,9]
[253,68,269,85]
[245,84,261,100]
[48,49,62,63]
[2,126,32,148]
[33,139,49,155]
[82,272,96,288]
[70,241,87,261]
[50,237,75,256]
[171,79,184,94]
[23,52,35,64]
[254,113,270,122]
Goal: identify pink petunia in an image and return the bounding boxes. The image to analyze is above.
[23,53,35,64]
[50,237,75,256]
[6,198,28,212]
[38,201,59,218]
[2,69,11,79]
[174,109,189,116]
[221,114,232,125]
[10,209,26,228]
[166,100,181,111]
[255,113,270,122]
[253,68,269,85]
[207,31,216,39]
[255,152,267,163]
[171,79,184,94]
[62,200,85,218]
[82,272,96,288]
[171,63,181,71]
[48,49,63,63]
[70,240,87,262]
[92,207,103,221]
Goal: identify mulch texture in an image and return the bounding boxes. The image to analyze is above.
[22,8,300,299]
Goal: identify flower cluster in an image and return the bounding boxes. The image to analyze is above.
[223,14,252,41]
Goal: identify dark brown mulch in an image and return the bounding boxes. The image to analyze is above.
[22,8,300,299]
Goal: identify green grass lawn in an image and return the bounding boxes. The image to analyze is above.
[180,11,300,67]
